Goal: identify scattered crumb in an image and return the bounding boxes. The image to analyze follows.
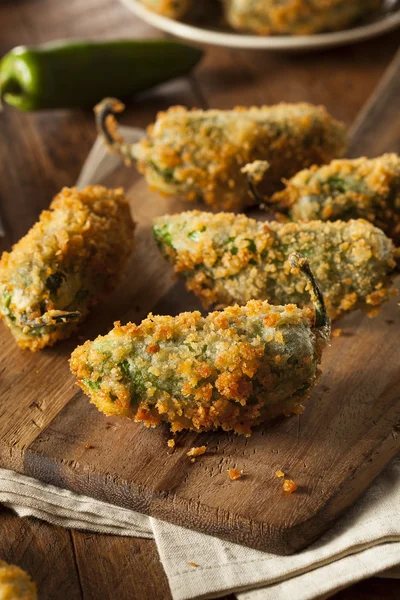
[188,562,199,568]
[366,307,381,318]
[228,468,243,481]
[85,443,94,449]
[190,458,196,463]
[187,446,207,458]
[275,469,284,478]
[332,328,342,337]
[275,212,289,223]
[241,160,270,184]
[283,479,297,493]
[167,439,175,449]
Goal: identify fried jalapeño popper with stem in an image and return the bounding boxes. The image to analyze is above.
[0,186,135,350]
[70,253,330,436]
[153,210,396,320]
[249,154,400,244]
[95,97,347,211]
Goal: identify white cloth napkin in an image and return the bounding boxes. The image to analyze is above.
[2,131,399,599]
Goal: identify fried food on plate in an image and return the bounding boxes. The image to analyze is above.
[0,560,37,600]
[70,253,330,435]
[0,186,135,351]
[268,154,400,243]
[138,0,192,18]
[153,211,396,320]
[95,98,347,211]
[223,0,383,35]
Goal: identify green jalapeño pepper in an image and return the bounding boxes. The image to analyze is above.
[0,39,203,111]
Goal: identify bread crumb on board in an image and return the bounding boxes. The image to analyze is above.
[85,443,94,449]
[188,562,199,568]
[167,439,175,448]
[283,479,297,493]
[332,328,342,337]
[275,469,285,478]
[187,446,207,458]
[228,468,243,480]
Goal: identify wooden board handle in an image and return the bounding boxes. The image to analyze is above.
[348,46,400,157]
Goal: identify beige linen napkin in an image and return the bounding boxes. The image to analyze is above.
[1,131,399,600]
[0,468,152,538]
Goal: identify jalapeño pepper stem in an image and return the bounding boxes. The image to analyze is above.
[94,97,134,162]
[243,160,284,209]
[288,252,329,329]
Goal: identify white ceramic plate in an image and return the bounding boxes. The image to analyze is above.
[120,0,400,50]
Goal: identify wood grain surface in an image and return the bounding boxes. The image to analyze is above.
[0,0,399,595]
[13,45,400,555]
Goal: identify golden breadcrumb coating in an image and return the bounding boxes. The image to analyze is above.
[271,154,400,244]
[0,186,135,351]
[70,298,330,436]
[224,0,383,35]
[0,560,37,600]
[283,479,297,493]
[154,211,396,320]
[228,468,243,480]
[131,103,347,211]
[187,446,207,457]
[138,0,191,18]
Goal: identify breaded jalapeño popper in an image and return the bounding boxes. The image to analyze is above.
[0,186,135,351]
[70,253,330,435]
[153,211,396,320]
[268,154,400,243]
[138,0,192,18]
[223,0,383,36]
[0,560,37,600]
[95,98,347,211]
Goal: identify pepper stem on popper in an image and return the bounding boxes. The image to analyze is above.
[24,310,82,328]
[94,97,134,164]
[288,252,329,329]
[242,160,287,211]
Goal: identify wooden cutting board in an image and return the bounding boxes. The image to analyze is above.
[0,49,399,556]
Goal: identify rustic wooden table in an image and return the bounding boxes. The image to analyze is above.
[0,1,399,598]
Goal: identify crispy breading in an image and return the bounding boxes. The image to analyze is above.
[271,154,400,243]
[130,103,347,211]
[228,468,243,480]
[0,186,135,351]
[224,0,383,35]
[138,0,191,18]
[153,211,396,320]
[70,298,330,435]
[0,560,37,600]
[283,479,297,493]
[187,446,207,457]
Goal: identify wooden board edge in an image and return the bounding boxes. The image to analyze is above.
[348,45,400,155]
[23,422,400,555]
